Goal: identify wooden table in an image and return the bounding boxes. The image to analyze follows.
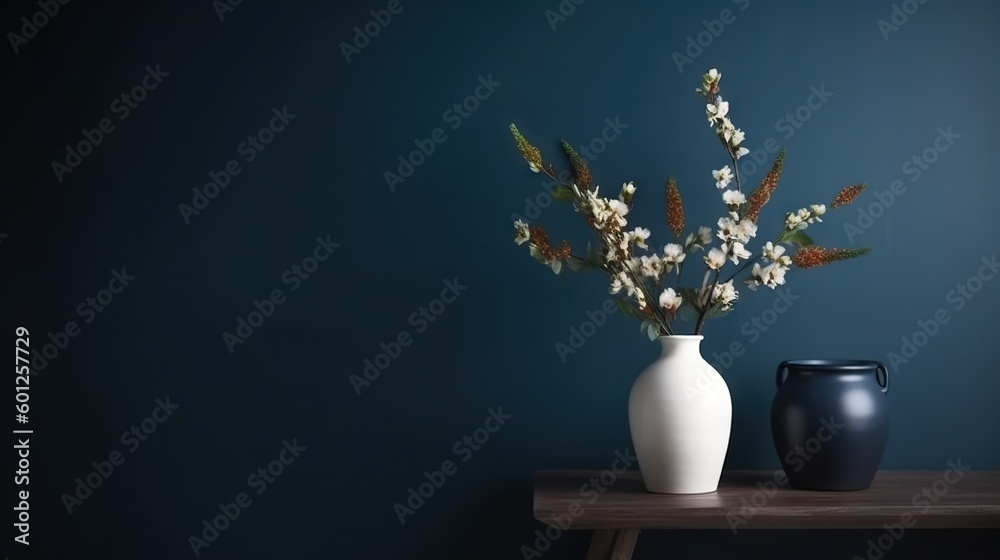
[533,469,1000,560]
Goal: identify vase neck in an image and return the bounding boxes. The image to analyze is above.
[657,335,704,358]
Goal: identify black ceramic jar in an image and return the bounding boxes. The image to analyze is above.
[771,360,889,491]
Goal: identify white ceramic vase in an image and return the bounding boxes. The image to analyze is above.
[628,335,733,494]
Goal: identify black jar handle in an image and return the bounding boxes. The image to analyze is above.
[775,361,790,388]
[875,361,889,394]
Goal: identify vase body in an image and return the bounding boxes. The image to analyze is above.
[628,336,732,494]
[770,360,889,491]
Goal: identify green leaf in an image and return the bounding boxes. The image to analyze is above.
[550,259,563,274]
[586,242,604,267]
[615,298,637,317]
[782,230,815,248]
[551,184,575,201]
[528,245,546,263]
[646,321,661,340]
[565,256,591,272]
[705,305,734,319]
[677,287,704,312]
[677,303,700,323]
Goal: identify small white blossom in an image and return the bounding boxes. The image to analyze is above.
[785,212,807,231]
[712,280,739,310]
[707,100,730,125]
[698,226,713,244]
[722,190,746,206]
[662,243,686,265]
[717,217,758,244]
[811,204,826,216]
[735,147,750,159]
[513,220,530,245]
[713,165,734,189]
[726,241,752,265]
[609,276,623,294]
[607,199,629,219]
[748,262,788,290]
[729,128,745,147]
[761,241,787,263]
[528,162,541,173]
[705,247,727,270]
[659,287,682,313]
[640,255,665,279]
[622,181,636,196]
[629,227,651,249]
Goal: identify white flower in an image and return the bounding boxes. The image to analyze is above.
[748,262,788,290]
[622,181,636,196]
[713,165,734,189]
[662,243,686,265]
[729,128,745,147]
[707,68,721,82]
[698,226,713,244]
[705,247,726,270]
[809,204,826,223]
[761,241,786,263]
[609,275,623,294]
[513,220,530,245]
[712,280,739,309]
[640,255,665,278]
[717,217,758,244]
[726,241,752,265]
[722,190,746,205]
[607,199,629,218]
[528,162,541,173]
[629,227,651,249]
[735,147,750,159]
[659,287,682,313]
[785,212,807,231]
[706,100,730,125]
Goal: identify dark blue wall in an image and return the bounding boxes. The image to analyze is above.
[4,0,998,558]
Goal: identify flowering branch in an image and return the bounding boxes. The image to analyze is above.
[507,67,872,341]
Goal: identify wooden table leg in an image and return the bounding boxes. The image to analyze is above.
[585,529,640,560]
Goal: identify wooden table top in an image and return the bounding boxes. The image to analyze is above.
[533,469,1000,529]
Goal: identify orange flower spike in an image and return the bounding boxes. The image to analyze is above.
[745,149,786,223]
[665,177,685,239]
[792,246,872,269]
[831,183,868,209]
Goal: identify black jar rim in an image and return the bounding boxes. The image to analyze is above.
[783,359,881,371]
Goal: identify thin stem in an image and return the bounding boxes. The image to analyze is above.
[694,269,721,335]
